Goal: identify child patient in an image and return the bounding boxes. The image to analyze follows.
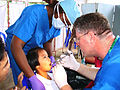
[26,47,59,90]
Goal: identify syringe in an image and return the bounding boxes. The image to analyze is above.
[52,52,71,65]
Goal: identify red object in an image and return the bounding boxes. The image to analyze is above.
[85,81,94,88]
[95,57,102,67]
[85,57,102,88]
[7,1,10,27]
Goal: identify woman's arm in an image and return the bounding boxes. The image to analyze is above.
[43,39,53,57]
[11,35,34,77]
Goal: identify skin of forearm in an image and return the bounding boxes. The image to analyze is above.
[77,64,99,80]
[11,45,34,78]
[11,36,34,78]
[60,85,72,90]
[43,39,53,57]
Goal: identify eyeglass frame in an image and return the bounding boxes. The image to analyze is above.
[74,32,89,43]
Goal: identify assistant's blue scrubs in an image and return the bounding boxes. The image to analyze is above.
[86,36,120,90]
[5,4,60,88]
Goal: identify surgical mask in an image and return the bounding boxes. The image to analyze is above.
[52,3,65,29]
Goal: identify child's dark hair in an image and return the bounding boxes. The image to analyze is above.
[0,38,5,61]
[26,47,44,71]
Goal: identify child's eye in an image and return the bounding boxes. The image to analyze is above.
[43,56,47,58]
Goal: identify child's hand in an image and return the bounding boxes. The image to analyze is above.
[17,72,24,89]
[14,86,28,90]
[21,86,28,90]
[15,72,28,90]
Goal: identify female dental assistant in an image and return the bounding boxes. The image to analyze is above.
[5,0,81,89]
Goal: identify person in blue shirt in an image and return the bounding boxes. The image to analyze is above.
[52,12,120,90]
[5,0,81,90]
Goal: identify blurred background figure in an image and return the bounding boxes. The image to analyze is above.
[0,38,27,90]
[0,38,10,82]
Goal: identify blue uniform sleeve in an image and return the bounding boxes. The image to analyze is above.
[13,7,38,42]
[93,62,120,90]
[92,82,115,90]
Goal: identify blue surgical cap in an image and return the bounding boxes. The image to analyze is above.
[60,0,81,24]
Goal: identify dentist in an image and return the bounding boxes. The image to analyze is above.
[53,13,120,90]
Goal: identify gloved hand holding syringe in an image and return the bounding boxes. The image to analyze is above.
[52,52,71,65]
[52,50,80,71]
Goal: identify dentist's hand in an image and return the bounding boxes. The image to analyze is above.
[61,50,80,71]
[52,64,68,88]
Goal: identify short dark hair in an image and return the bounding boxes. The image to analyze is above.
[46,0,64,13]
[0,38,5,61]
[73,13,111,36]
[43,0,58,6]
[26,47,44,71]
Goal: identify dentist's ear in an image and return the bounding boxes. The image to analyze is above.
[88,31,95,41]
[88,31,96,46]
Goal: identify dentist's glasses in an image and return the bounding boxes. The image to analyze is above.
[74,32,88,43]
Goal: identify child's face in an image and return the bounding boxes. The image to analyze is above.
[37,50,52,72]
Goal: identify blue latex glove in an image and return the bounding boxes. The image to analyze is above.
[50,56,56,67]
[29,75,45,90]
[49,56,56,73]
